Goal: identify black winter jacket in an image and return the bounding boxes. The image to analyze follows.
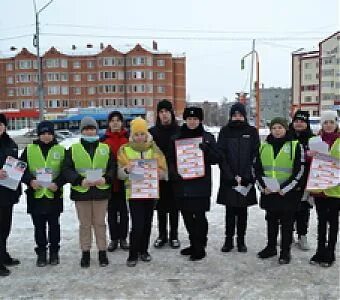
[62,139,116,201]
[149,120,180,212]
[168,124,220,212]
[0,133,21,207]
[20,139,65,214]
[254,134,305,212]
[217,121,259,207]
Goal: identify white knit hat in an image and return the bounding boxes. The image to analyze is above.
[320,110,338,125]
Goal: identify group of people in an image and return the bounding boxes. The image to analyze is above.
[0,100,338,277]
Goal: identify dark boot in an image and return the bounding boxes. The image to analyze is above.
[237,236,247,253]
[80,251,90,268]
[180,246,193,256]
[0,264,10,277]
[320,246,336,267]
[107,240,119,252]
[153,236,167,248]
[221,237,234,253]
[170,239,181,249]
[126,255,138,267]
[49,251,60,266]
[119,239,129,250]
[140,251,152,262]
[3,253,20,266]
[278,251,291,264]
[35,248,47,267]
[98,251,109,267]
[190,248,206,261]
[257,246,277,259]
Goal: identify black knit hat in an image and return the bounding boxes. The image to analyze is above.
[108,110,123,122]
[292,110,310,124]
[183,107,204,121]
[157,99,173,113]
[230,102,247,119]
[0,114,8,126]
[270,117,288,130]
[37,120,55,135]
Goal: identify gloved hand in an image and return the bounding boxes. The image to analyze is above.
[199,141,210,152]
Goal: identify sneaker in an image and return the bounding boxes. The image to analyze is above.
[154,237,167,248]
[180,246,193,256]
[296,235,310,251]
[126,256,138,267]
[80,251,90,268]
[120,239,129,251]
[3,254,20,266]
[170,239,181,249]
[108,240,119,252]
[49,252,60,266]
[0,264,10,277]
[140,252,152,262]
[98,251,109,267]
[257,246,277,259]
[278,252,291,264]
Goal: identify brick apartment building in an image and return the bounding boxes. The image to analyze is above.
[0,42,186,127]
[292,31,339,116]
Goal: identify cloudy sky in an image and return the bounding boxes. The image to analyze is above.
[1,0,339,102]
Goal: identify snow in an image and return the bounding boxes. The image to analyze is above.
[1,135,339,299]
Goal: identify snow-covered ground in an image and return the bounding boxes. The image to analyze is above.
[2,164,339,300]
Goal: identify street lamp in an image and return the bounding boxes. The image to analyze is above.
[33,0,54,121]
[241,44,260,129]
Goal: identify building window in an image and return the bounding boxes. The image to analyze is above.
[47,86,60,95]
[157,86,165,93]
[304,62,311,69]
[48,100,60,108]
[61,86,69,95]
[133,71,145,79]
[62,100,69,107]
[322,69,334,77]
[7,89,14,97]
[73,87,81,95]
[323,58,333,65]
[61,73,68,81]
[88,87,96,95]
[157,72,165,80]
[304,74,312,80]
[132,57,146,66]
[146,98,153,107]
[100,71,116,80]
[45,59,59,68]
[47,73,60,81]
[18,60,32,69]
[103,57,115,66]
[157,59,165,67]
[73,61,81,69]
[73,74,81,81]
[87,74,96,81]
[87,60,95,68]
[6,77,13,84]
[61,59,68,68]
[6,63,13,71]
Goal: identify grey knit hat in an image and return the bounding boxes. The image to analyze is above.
[80,116,98,132]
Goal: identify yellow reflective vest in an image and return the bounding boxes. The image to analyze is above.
[260,141,298,184]
[71,142,110,193]
[27,143,65,199]
[324,138,340,198]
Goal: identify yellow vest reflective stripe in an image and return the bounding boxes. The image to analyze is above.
[71,142,110,193]
[260,141,298,184]
[324,138,340,198]
[123,146,153,200]
[27,144,65,199]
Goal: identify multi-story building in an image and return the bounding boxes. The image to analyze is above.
[292,31,339,116]
[0,42,186,126]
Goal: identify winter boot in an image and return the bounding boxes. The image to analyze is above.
[310,250,326,265]
[153,236,167,248]
[237,236,248,253]
[320,246,336,268]
[0,264,10,277]
[221,237,234,253]
[296,235,310,251]
[140,251,152,262]
[35,249,47,267]
[107,240,119,252]
[3,253,20,266]
[190,247,206,261]
[278,251,291,264]
[120,239,129,250]
[126,254,138,267]
[180,246,193,256]
[257,246,277,259]
[49,252,60,266]
[98,251,109,267]
[80,251,90,268]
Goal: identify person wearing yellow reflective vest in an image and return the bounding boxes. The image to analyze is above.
[308,110,340,268]
[20,121,65,267]
[62,117,116,268]
[254,117,305,265]
[117,117,167,267]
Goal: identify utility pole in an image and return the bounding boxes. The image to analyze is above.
[33,0,54,121]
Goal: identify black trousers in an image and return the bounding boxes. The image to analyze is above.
[314,197,340,252]
[31,213,61,253]
[128,200,154,258]
[294,201,311,236]
[156,209,179,240]
[108,192,129,241]
[225,207,248,238]
[181,210,208,254]
[0,205,13,264]
[265,210,294,253]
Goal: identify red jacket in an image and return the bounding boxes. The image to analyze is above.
[102,128,128,192]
